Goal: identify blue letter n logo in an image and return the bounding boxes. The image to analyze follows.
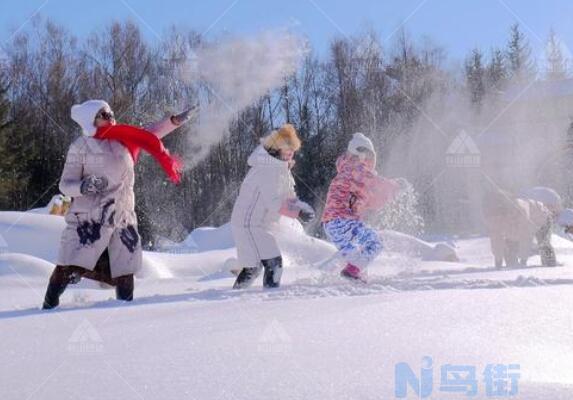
[395,357,433,398]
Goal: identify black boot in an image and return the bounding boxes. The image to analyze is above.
[42,282,68,310]
[115,274,134,301]
[233,266,261,289]
[262,256,283,289]
[42,266,76,310]
[540,245,557,267]
[537,219,557,267]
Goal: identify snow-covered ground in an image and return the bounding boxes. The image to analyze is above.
[1,210,572,399]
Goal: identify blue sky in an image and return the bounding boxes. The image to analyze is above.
[1,0,572,61]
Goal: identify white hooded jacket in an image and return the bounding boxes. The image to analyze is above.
[230,145,297,267]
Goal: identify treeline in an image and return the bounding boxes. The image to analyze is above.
[0,17,568,245]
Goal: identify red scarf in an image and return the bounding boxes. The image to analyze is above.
[94,124,183,184]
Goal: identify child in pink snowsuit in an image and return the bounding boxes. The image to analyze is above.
[322,133,400,281]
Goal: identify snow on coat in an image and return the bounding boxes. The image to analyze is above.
[57,117,178,278]
[483,197,552,265]
[519,186,562,215]
[322,153,399,223]
[230,145,297,267]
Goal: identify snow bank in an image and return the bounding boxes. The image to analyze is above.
[0,253,53,278]
[187,223,234,251]
[0,211,65,262]
[380,229,459,261]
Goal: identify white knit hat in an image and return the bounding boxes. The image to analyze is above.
[70,99,111,137]
[348,132,376,165]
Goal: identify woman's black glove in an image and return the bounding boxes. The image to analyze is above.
[296,201,316,223]
[80,175,108,195]
[171,104,199,126]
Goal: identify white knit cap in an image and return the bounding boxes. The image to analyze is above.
[348,132,376,165]
[70,99,111,137]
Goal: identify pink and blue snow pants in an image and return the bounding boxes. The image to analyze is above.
[323,218,383,269]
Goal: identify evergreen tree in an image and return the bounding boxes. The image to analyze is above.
[506,23,536,82]
[487,48,508,91]
[544,29,569,80]
[465,48,486,108]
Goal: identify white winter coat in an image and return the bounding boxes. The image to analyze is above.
[484,198,551,265]
[230,145,297,267]
[57,117,177,278]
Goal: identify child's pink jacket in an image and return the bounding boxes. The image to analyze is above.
[322,153,399,223]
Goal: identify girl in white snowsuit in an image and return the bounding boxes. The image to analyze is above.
[231,124,315,289]
[42,100,195,309]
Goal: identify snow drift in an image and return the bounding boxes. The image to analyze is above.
[2,209,573,399]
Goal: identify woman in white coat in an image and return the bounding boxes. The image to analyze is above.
[482,189,555,267]
[42,99,195,309]
[231,124,315,289]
